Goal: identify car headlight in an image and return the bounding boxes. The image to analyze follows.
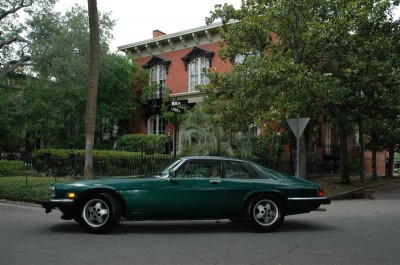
[49,186,55,198]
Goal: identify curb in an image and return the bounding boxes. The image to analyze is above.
[328,180,400,200]
[1,199,41,208]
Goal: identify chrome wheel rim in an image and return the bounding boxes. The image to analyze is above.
[253,199,279,226]
[82,199,110,228]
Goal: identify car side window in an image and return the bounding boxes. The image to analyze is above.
[175,160,221,178]
[225,161,252,179]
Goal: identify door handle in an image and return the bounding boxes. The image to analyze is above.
[209,180,221,184]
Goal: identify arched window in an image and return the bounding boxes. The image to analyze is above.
[189,57,209,92]
[148,115,166,135]
[150,65,166,98]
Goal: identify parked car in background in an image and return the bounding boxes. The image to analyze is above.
[42,156,331,234]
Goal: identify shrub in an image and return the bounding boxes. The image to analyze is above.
[0,160,25,176]
[0,177,70,203]
[116,134,169,153]
[33,149,174,176]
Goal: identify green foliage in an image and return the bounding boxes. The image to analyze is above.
[35,149,140,160]
[178,103,255,159]
[0,176,69,203]
[116,134,169,153]
[1,5,146,151]
[0,160,24,176]
[0,0,57,79]
[205,0,400,182]
[96,53,144,145]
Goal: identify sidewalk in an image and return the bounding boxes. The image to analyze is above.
[311,173,400,200]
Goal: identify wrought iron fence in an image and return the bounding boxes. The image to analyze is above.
[0,153,176,177]
[43,154,176,177]
[256,157,341,176]
[5,152,388,178]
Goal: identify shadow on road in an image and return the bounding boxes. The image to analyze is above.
[48,218,335,234]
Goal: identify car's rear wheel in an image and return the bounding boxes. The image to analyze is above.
[245,195,284,232]
[78,193,121,234]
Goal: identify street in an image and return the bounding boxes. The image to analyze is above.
[1,186,399,265]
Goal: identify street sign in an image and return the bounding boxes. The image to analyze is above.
[168,106,184,113]
[168,99,188,106]
[287,117,310,139]
[287,117,310,178]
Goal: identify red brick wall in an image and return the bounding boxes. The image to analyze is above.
[134,42,232,95]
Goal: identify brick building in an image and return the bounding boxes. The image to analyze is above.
[118,22,389,177]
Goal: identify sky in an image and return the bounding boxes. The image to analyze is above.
[55,0,399,53]
[55,0,242,52]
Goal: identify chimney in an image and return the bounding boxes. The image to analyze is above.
[153,30,166,38]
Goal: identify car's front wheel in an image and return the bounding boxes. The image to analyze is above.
[245,195,284,232]
[78,193,121,234]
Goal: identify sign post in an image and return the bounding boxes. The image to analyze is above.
[167,99,188,158]
[287,116,310,177]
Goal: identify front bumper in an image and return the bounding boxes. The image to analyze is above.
[41,199,75,214]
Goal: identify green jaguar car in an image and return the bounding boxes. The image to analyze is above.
[42,156,331,234]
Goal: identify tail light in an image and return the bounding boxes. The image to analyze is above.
[317,190,325,197]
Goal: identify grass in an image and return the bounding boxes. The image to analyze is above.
[0,176,70,204]
[0,175,399,204]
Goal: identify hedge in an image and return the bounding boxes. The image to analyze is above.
[0,160,25,176]
[0,177,69,203]
[116,134,169,153]
[34,149,174,176]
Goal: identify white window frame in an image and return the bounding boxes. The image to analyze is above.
[150,65,166,98]
[147,115,166,135]
[188,57,209,92]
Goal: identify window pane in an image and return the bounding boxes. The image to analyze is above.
[225,161,252,179]
[177,160,221,178]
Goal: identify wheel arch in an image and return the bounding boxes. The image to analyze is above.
[76,188,127,217]
[244,191,287,214]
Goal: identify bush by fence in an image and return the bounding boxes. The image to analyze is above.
[34,149,175,177]
[0,160,25,176]
[116,134,170,153]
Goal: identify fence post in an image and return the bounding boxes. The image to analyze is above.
[69,150,75,174]
[44,150,51,172]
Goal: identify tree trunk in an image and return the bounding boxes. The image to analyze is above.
[299,133,307,178]
[358,120,365,183]
[339,128,350,184]
[387,143,394,178]
[84,0,100,179]
[372,149,377,181]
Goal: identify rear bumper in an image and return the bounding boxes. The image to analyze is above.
[288,196,331,205]
[286,196,331,215]
[41,199,75,214]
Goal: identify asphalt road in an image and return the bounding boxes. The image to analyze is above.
[1,186,399,265]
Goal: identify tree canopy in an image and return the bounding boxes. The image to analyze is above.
[205,0,400,181]
[0,3,145,152]
[0,0,57,79]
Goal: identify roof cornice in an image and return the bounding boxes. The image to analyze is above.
[117,20,236,58]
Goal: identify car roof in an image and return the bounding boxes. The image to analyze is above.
[180,156,249,163]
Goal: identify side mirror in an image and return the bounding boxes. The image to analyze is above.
[167,170,176,182]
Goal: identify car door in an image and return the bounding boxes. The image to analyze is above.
[145,159,225,219]
[222,160,259,216]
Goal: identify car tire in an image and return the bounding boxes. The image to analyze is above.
[78,193,121,234]
[245,194,285,232]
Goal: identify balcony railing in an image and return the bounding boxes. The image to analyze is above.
[149,87,166,100]
[324,145,340,157]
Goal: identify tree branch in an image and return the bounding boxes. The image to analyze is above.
[0,35,31,49]
[0,0,32,21]
[0,54,31,80]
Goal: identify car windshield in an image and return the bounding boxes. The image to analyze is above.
[252,163,285,180]
[157,159,183,178]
